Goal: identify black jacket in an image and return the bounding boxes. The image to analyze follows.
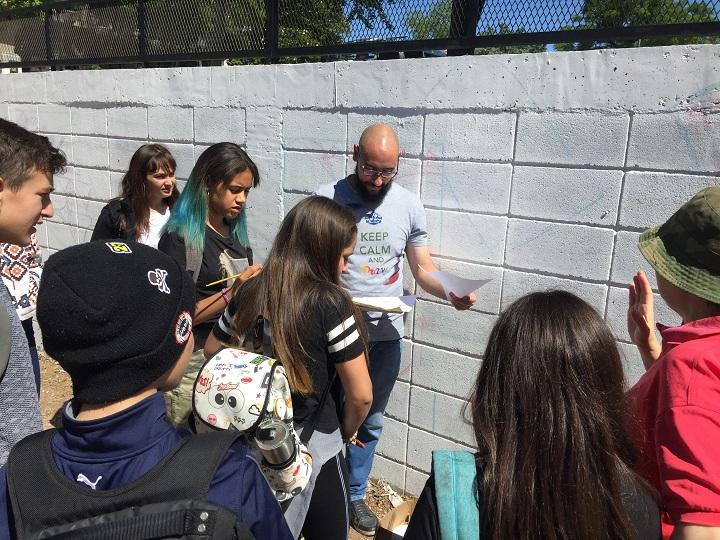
[91,199,137,242]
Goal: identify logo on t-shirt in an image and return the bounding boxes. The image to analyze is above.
[364,211,382,225]
[76,473,102,490]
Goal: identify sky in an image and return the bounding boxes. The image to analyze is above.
[342,0,720,42]
[343,0,588,42]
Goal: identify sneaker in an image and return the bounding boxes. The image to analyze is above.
[350,499,378,536]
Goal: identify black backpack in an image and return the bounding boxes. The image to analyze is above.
[6,429,256,540]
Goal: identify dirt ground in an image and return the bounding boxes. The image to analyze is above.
[39,353,72,428]
[38,354,411,539]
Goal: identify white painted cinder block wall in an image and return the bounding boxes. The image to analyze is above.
[2,44,719,495]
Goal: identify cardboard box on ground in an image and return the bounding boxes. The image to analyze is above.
[375,500,417,540]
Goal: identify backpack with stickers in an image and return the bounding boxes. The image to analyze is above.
[192,347,314,503]
[6,429,256,540]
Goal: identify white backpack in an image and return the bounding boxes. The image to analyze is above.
[192,348,312,502]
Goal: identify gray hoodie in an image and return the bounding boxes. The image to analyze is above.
[0,281,42,467]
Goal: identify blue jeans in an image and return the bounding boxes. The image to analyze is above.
[346,338,402,501]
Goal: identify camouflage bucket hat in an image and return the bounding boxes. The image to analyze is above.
[638,186,720,305]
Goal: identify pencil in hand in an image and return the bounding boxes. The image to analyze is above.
[205,264,263,287]
[205,273,244,287]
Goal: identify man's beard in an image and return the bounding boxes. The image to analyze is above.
[354,165,392,202]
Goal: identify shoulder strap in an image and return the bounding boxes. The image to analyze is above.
[170,431,243,495]
[432,450,481,540]
[7,429,243,539]
[243,315,337,446]
[248,316,335,446]
[299,372,337,445]
[185,243,203,283]
[0,299,11,382]
[33,500,254,540]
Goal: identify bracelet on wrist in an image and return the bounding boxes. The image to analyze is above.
[344,432,358,445]
[221,288,231,305]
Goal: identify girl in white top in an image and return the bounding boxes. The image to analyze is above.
[92,144,178,249]
[137,203,172,249]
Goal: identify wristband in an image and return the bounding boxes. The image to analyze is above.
[344,432,358,445]
[221,288,231,305]
[344,432,365,448]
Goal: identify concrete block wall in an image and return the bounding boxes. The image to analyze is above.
[2,44,719,495]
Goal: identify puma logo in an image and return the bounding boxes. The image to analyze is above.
[76,473,102,490]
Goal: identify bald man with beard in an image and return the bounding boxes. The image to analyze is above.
[315,124,476,536]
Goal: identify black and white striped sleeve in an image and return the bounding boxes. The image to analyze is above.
[323,303,364,364]
[212,298,237,344]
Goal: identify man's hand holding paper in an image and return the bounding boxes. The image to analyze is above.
[418,266,489,311]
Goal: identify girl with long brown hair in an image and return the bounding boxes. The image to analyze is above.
[92,143,178,248]
[204,195,372,540]
[407,290,660,540]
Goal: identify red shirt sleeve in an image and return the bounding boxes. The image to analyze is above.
[656,405,720,526]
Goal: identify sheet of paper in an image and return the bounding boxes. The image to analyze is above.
[217,253,249,286]
[419,266,491,299]
[353,295,416,313]
[225,257,249,275]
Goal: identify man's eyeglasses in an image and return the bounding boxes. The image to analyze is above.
[359,164,399,180]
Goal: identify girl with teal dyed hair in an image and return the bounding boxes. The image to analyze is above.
[159,142,263,427]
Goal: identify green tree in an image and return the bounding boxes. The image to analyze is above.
[559,0,719,50]
[193,0,354,52]
[407,0,452,40]
[475,24,546,55]
[224,0,400,63]
[1,0,394,49]
[278,0,349,48]
[0,0,47,9]
[347,0,396,32]
[406,0,546,55]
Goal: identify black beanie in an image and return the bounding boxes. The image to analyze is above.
[37,240,196,404]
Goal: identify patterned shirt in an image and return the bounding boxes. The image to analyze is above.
[0,235,42,321]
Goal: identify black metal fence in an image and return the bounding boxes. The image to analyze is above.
[1,0,719,68]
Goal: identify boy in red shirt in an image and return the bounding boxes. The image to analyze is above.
[628,186,720,540]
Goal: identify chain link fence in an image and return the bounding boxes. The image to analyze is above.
[0,0,718,68]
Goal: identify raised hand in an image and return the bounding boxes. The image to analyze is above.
[627,270,662,369]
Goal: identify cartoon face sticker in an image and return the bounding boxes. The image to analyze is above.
[208,386,245,414]
[195,370,213,395]
[194,348,297,438]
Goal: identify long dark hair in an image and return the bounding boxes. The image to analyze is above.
[472,290,639,540]
[164,143,259,251]
[119,144,178,239]
[231,196,366,394]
